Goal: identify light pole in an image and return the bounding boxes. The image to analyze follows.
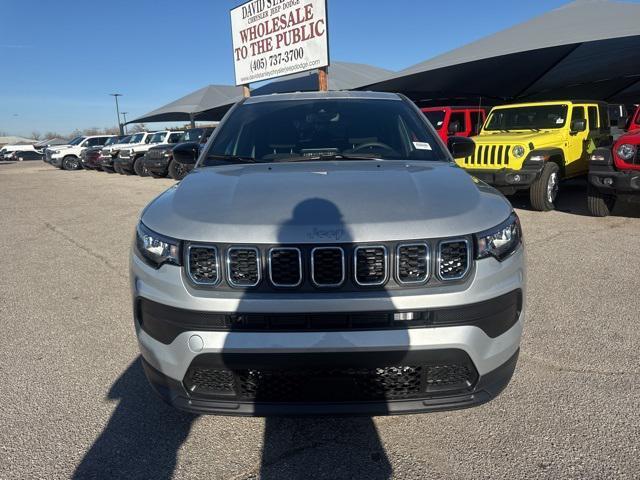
[121,112,128,134]
[109,93,123,135]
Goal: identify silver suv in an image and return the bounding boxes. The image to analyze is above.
[131,91,525,416]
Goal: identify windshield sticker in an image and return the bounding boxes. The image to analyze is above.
[413,142,432,150]
[556,118,564,124]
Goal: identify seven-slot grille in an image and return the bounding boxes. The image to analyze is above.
[227,247,261,287]
[187,246,219,285]
[464,144,511,166]
[147,148,168,160]
[311,247,345,287]
[268,248,302,287]
[397,243,430,284]
[438,240,470,280]
[354,246,388,286]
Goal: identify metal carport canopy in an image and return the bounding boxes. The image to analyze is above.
[363,0,640,105]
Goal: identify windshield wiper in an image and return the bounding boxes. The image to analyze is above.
[276,153,383,163]
[206,154,256,163]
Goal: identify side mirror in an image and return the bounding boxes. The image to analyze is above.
[448,120,460,135]
[173,142,198,165]
[447,136,475,159]
[570,119,586,133]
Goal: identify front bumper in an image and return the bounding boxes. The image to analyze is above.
[589,165,640,194]
[114,156,135,170]
[144,156,171,173]
[98,155,115,167]
[466,165,543,190]
[50,156,63,167]
[132,245,525,416]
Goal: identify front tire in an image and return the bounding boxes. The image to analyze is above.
[62,156,80,171]
[168,159,189,180]
[133,157,149,177]
[529,162,560,211]
[587,183,616,217]
[114,163,124,175]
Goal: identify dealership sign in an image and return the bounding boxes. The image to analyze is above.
[230,0,329,86]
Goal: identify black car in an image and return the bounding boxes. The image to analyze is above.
[11,150,44,161]
[143,127,215,179]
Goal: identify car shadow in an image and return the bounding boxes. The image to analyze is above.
[72,357,196,479]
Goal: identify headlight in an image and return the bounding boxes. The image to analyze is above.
[475,213,522,261]
[616,144,636,160]
[512,145,525,158]
[163,151,171,157]
[135,222,181,268]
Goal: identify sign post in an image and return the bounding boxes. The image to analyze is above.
[230,0,329,92]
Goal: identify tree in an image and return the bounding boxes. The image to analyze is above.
[44,131,64,140]
[31,131,42,140]
[127,123,148,133]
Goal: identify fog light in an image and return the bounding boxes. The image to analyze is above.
[603,178,614,186]
[512,174,522,183]
[394,312,417,321]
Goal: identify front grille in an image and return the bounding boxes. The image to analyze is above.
[354,246,387,285]
[147,148,168,160]
[311,247,345,287]
[187,246,219,285]
[464,144,511,166]
[438,240,470,280]
[268,248,302,287]
[397,243,430,284]
[184,362,478,402]
[227,247,261,287]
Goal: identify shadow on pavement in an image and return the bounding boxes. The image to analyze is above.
[73,357,196,479]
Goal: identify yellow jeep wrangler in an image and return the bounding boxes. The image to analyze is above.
[456,101,611,211]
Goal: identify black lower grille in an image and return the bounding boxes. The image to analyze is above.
[397,243,429,283]
[228,247,260,287]
[355,246,387,285]
[184,362,477,402]
[187,246,219,284]
[438,240,470,280]
[311,247,344,286]
[269,248,302,287]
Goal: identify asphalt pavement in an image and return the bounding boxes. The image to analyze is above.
[0,161,638,479]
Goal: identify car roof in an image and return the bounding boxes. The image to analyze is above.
[243,90,402,104]
[492,100,607,109]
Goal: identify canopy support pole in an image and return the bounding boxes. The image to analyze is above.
[318,67,328,91]
[243,85,251,98]
[189,113,195,128]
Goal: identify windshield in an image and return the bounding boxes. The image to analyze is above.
[130,133,145,143]
[168,132,183,143]
[182,128,204,142]
[104,137,119,146]
[149,132,166,143]
[68,136,85,145]
[423,110,446,130]
[485,105,568,131]
[202,98,445,165]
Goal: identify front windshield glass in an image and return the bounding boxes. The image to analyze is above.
[203,98,445,165]
[149,132,166,143]
[69,136,85,145]
[130,133,145,143]
[423,110,446,130]
[182,128,204,142]
[484,105,568,131]
[104,137,119,146]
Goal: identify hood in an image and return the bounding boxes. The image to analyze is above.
[148,143,174,151]
[616,130,640,145]
[476,130,562,147]
[142,161,512,244]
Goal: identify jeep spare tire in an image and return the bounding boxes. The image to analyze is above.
[530,162,560,211]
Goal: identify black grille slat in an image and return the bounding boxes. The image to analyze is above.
[438,240,470,280]
[269,248,302,287]
[311,247,344,287]
[188,246,219,284]
[397,243,429,284]
[227,248,260,287]
[355,246,387,286]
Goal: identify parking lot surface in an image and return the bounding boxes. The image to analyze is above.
[1,161,639,480]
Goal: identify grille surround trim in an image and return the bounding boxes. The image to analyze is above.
[395,242,430,285]
[310,246,345,288]
[353,245,389,286]
[437,238,471,281]
[267,247,303,288]
[186,244,221,286]
[226,246,262,288]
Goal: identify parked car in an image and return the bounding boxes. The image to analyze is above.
[143,127,215,179]
[625,105,640,132]
[48,135,115,170]
[587,130,640,216]
[97,135,133,172]
[132,91,525,416]
[115,131,183,176]
[454,100,611,211]
[112,132,157,174]
[81,135,129,170]
[10,150,44,161]
[44,137,83,164]
[421,106,487,143]
[1,144,39,160]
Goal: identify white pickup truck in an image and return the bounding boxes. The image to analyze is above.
[114,130,183,175]
[47,135,115,170]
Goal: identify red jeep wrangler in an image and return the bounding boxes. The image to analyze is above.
[587,130,640,216]
[625,105,640,132]
[421,106,487,143]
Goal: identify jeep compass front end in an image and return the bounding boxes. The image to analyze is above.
[131,91,525,416]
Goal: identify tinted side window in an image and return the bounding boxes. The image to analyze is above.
[168,133,182,143]
[449,112,466,133]
[588,107,598,130]
[571,106,585,122]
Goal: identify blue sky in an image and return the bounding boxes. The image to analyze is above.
[0,0,628,136]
